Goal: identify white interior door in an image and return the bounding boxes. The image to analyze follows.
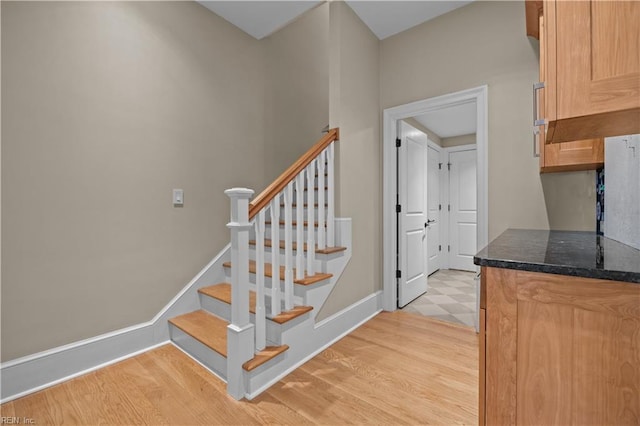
[398,122,428,307]
[426,144,441,276]
[449,148,477,271]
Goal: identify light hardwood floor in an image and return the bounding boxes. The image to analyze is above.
[1,311,479,425]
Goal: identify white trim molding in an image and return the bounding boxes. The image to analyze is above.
[0,244,231,403]
[382,85,489,311]
[245,291,382,400]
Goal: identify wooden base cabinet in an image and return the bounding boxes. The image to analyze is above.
[479,266,640,425]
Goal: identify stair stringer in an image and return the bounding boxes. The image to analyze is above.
[297,218,352,317]
[244,290,382,399]
[149,245,230,343]
[240,218,365,399]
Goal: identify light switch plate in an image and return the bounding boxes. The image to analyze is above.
[173,189,184,206]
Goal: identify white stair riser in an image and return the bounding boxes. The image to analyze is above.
[247,248,344,272]
[169,324,227,380]
[260,225,330,243]
[277,206,321,217]
[300,189,327,204]
[223,267,330,292]
[197,295,285,345]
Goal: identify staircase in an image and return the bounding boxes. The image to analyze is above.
[167,129,350,400]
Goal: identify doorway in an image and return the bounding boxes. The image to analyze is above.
[382,85,488,315]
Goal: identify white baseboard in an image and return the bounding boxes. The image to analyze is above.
[245,290,382,400]
[0,218,357,403]
[0,244,230,403]
[0,341,169,404]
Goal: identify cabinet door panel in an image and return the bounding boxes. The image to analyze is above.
[591,1,640,81]
[556,1,640,119]
[542,138,604,172]
[573,310,640,426]
[517,301,573,425]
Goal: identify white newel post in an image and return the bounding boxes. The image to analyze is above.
[224,188,255,400]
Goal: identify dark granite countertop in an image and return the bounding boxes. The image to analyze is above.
[474,229,640,283]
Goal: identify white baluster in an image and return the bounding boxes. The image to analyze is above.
[283,182,294,311]
[317,151,326,250]
[270,197,281,316]
[295,173,305,280]
[255,210,266,351]
[327,143,335,247]
[306,161,316,276]
[224,188,255,400]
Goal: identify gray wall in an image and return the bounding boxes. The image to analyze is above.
[381,0,596,241]
[1,1,268,361]
[318,1,381,318]
[2,0,601,362]
[263,4,329,183]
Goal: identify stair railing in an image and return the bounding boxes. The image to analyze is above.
[224,128,339,398]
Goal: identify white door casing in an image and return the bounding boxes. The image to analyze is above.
[382,85,488,312]
[449,148,477,271]
[426,143,441,276]
[397,121,428,307]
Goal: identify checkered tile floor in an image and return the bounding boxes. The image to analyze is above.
[401,269,477,328]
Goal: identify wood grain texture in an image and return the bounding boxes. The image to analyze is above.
[485,267,518,425]
[223,260,332,285]
[573,309,640,425]
[541,138,604,173]
[482,267,640,425]
[551,0,640,139]
[242,345,289,372]
[1,312,478,425]
[547,108,640,144]
[168,310,228,356]
[525,0,543,39]
[249,239,347,255]
[249,128,338,219]
[516,301,573,425]
[198,283,313,324]
[516,270,640,317]
[543,0,557,124]
[479,308,486,426]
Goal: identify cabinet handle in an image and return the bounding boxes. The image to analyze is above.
[533,82,546,158]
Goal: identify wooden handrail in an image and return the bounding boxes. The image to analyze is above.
[249,128,339,219]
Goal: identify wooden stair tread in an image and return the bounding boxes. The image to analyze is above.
[169,310,289,371]
[198,283,314,324]
[249,239,347,255]
[223,260,332,286]
[169,310,227,357]
[243,345,289,372]
[265,220,325,228]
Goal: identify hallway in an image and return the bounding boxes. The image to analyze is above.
[402,269,477,327]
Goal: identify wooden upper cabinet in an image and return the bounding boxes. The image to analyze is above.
[543,0,640,143]
[535,4,604,173]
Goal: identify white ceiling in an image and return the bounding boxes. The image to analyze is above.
[198,1,322,40]
[346,1,474,40]
[414,101,476,138]
[197,1,473,41]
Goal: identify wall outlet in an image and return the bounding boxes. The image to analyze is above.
[173,189,184,206]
